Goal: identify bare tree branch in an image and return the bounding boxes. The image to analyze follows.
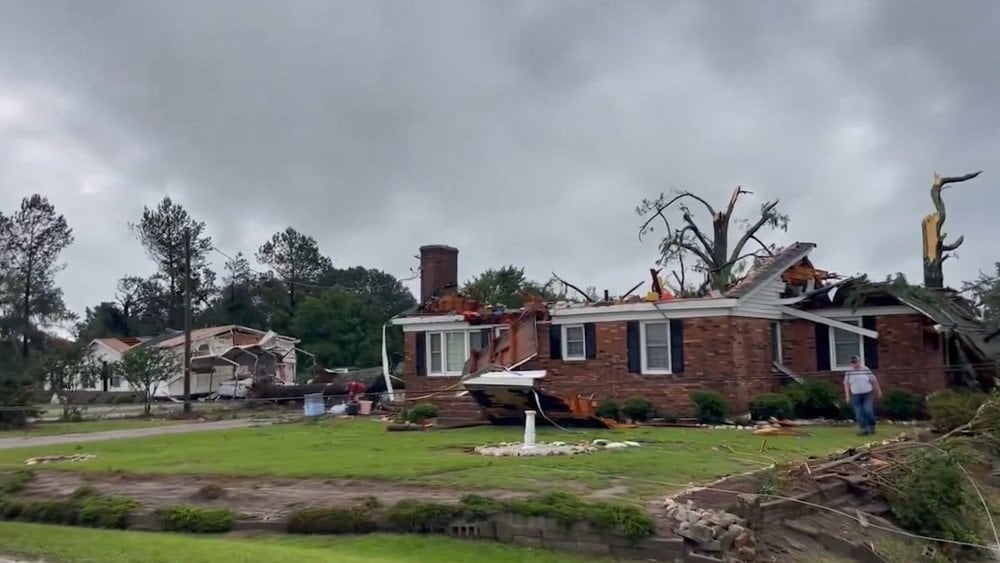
[729,200,780,263]
[680,208,715,256]
[551,272,595,303]
[637,191,716,240]
[722,186,751,220]
[749,234,774,255]
[937,170,983,187]
[942,235,965,252]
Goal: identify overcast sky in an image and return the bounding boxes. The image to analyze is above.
[1,1,998,323]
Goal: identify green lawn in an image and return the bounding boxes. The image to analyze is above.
[0,419,185,438]
[0,419,877,497]
[0,522,590,563]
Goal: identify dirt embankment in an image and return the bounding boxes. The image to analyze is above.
[19,471,527,520]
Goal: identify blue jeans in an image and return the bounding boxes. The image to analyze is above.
[851,392,876,433]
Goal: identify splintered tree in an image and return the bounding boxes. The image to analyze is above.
[129,198,216,328]
[257,227,333,311]
[637,186,788,294]
[922,170,982,289]
[0,195,75,357]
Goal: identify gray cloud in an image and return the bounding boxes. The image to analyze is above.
[0,0,997,321]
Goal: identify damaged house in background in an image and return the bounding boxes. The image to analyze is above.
[83,325,303,399]
[390,244,999,426]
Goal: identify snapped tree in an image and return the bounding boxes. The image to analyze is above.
[637,186,788,295]
[114,346,180,415]
[921,170,982,289]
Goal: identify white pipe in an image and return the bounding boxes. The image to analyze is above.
[523,410,537,449]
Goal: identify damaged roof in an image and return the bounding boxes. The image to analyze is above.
[725,242,817,298]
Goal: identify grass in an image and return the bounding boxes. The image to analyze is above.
[0,521,591,562]
[0,419,877,498]
[0,419,185,438]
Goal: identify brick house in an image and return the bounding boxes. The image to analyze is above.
[392,244,975,424]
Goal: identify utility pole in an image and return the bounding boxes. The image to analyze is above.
[183,227,192,414]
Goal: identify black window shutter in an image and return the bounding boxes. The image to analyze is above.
[549,324,562,359]
[584,323,597,359]
[669,319,684,374]
[815,323,831,371]
[626,321,641,374]
[862,316,879,369]
[415,332,427,376]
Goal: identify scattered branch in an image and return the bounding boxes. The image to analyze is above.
[551,272,595,303]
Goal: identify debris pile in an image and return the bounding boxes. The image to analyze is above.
[25,454,97,466]
[663,498,755,559]
[474,439,641,457]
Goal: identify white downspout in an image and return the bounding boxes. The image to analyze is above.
[382,322,396,401]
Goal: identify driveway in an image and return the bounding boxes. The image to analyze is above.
[0,419,267,450]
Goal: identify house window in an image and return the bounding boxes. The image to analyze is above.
[641,321,671,374]
[830,319,863,369]
[495,326,509,340]
[562,325,586,360]
[469,331,486,352]
[427,330,472,376]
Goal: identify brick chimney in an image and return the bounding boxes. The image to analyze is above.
[419,245,459,303]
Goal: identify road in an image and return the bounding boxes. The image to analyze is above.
[0,419,267,450]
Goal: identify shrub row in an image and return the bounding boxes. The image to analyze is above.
[287,492,655,543]
[156,505,238,533]
[0,486,137,530]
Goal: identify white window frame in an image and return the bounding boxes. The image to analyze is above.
[562,324,586,361]
[829,318,864,371]
[640,321,672,375]
[426,330,473,377]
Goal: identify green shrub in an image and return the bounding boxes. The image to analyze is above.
[834,401,855,421]
[621,397,655,422]
[658,411,678,423]
[70,485,99,500]
[783,380,839,419]
[459,495,505,520]
[881,389,920,420]
[927,391,987,431]
[386,500,458,532]
[0,497,25,519]
[156,505,237,533]
[405,403,439,423]
[78,495,138,529]
[0,469,34,495]
[594,399,621,421]
[749,393,793,421]
[690,391,729,424]
[506,492,654,542]
[287,506,378,534]
[887,448,980,545]
[19,500,79,525]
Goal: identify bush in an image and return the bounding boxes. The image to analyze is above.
[505,492,654,542]
[0,469,34,495]
[881,389,920,420]
[621,397,655,422]
[193,484,227,500]
[594,399,621,421]
[78,495,138,529]
[0,497,26,519]
[690,391,729,424]
[405,403,439,423]
[658,411,678,423]
[19,500,78,525]
[156,506,237,533]
[287,506,378,534]
[834,401,855,421]
[386,500,459,532]
[749,394,793,421]
[783,380,839,419]
[887,448,980,545]
[927,391,987,431]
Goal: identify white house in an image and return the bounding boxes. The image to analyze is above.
[80,325,300,398]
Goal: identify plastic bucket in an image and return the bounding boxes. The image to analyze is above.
[303,393,325,417]
[358,400,373,415]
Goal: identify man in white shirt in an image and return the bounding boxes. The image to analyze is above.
[843,355,881,435]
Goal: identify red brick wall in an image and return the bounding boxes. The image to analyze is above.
[780,314,947,395]
[402,317,778,418]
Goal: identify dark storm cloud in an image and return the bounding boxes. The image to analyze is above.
[0,0,997,321]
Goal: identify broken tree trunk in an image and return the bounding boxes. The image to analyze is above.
[922,170,981,288]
